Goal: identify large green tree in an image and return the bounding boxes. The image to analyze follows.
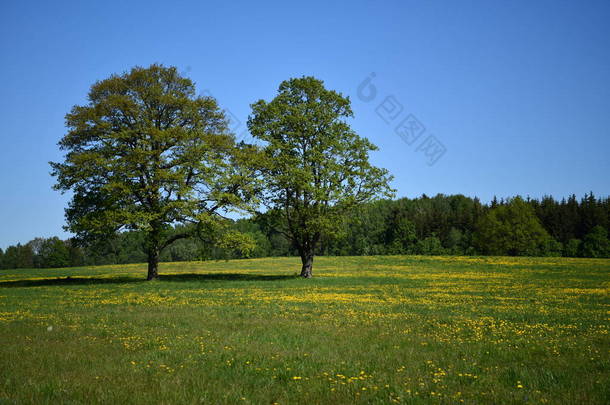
[51,65,257,280]
[39,237,71,268]
[247,77,394,277]
[581,225,610,258]
[473,196,555,256]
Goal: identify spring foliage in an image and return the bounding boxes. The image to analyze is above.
[50,65,258,278]
[247,77,394,276]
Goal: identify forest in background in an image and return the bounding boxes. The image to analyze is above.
[1,192,609,269]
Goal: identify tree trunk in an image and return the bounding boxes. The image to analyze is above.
[300,252,314,278]
[147,248,160,280]
[146,221,162,281]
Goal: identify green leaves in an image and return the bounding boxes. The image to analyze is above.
[51,65,260,274]
[474,197,556,256]
[247,76,394,266]
[52,69,395,277]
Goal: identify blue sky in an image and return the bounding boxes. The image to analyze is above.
[1,0,609,249]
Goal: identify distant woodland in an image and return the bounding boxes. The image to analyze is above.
[2,192,608,269]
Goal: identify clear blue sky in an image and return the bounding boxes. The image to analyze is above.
[1,0,609,249]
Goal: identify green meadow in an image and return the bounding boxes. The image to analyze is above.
[0,256,608,404]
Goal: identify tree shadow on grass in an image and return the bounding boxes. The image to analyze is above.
[0,273,298,288]
[159,273,298,282]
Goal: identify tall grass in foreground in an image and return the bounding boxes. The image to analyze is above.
[0,256,608,404]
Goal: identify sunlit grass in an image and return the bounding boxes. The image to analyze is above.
[1,256,608,404]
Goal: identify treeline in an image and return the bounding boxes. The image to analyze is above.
[318,193,609,258]
[1,192,609,269]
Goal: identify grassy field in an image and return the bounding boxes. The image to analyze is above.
[0,256,608,404]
